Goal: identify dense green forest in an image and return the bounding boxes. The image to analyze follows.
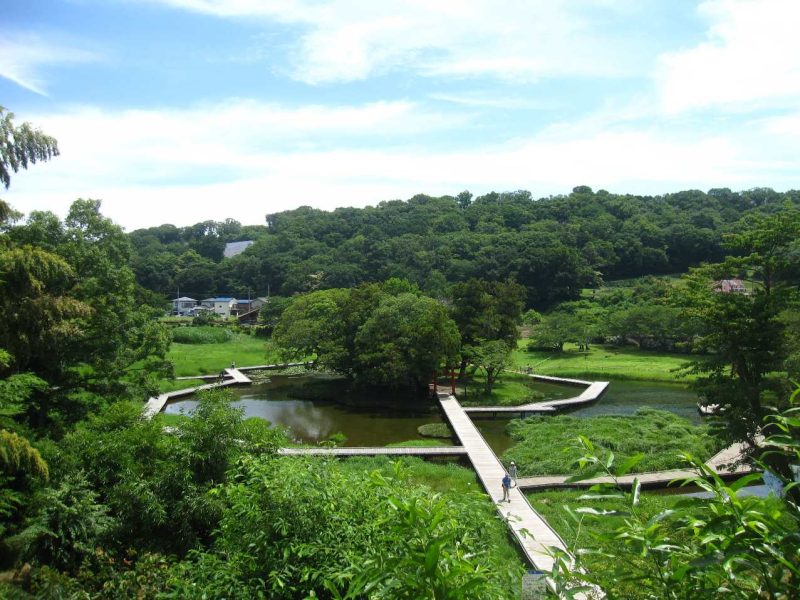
[128,187,800,308]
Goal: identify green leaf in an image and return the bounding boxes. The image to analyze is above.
[615,453,645,477]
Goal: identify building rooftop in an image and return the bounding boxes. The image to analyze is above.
[223,240,254,258]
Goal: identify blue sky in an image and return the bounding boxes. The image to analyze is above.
[2,0,799,230]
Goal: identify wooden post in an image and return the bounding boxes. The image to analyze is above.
[450,367,456,395]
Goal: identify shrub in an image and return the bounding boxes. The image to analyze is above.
[171,326,233,345]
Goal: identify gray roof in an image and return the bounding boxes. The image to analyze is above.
[224,240,254,258]
[173,297,197,302]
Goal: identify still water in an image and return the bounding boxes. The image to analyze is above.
[474,379,702,455]
[164,375,701,450]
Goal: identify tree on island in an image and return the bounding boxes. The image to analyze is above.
[274,281,460,392]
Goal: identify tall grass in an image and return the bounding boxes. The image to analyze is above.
[503,408,721,476]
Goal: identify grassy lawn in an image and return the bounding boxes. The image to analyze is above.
[502,408,720,476]
[153,333,282,393]
[457,371,547,407]
[167,333,280,377]
[512,341,694,382]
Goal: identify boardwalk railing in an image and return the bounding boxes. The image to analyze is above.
[464,375,609,416]
[278,446,468,457]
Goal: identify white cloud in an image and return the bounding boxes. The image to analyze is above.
[14,99,461,186]
[6,97,800,230]
[0,32,98,95]
[657,0,800,113]
[140,0,643,83]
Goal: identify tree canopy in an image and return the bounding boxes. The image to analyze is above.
[127,187,800,310]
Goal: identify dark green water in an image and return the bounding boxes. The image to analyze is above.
[164,375,701,450]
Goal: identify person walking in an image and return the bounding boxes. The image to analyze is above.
[509,461,517,487]
[501,473,512,503]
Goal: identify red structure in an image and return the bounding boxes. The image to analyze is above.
[430,367,457,396]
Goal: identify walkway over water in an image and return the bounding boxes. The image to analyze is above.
[278,446,468,457]
[437,394,574,573]
[517,440,755,490]
[464,375,609,417]
[144,367,252,418]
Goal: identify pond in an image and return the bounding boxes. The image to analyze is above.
[164,374,702,451]
[164,374,446,446]
[477,379,702,455]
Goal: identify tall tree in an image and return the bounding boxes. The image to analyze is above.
[354,293,461,391]
[676,207,800,451]
[449,278,525,376]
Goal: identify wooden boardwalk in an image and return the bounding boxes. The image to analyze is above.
[175,362,311,380]
[278,446,468,457]
[437,394,572,571]
[464,376,609,417]
[517,440,755,490]
[144,367,252,418]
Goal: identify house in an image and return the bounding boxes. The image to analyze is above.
[234,297,268,314]
[171,297,197,316]
[235,297,268,323]
[201,297,237,318]
[714,279,747,294]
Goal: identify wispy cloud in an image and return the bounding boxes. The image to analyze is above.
[0,32,99,96]
[657,0,800,113]
[138,0,651,84]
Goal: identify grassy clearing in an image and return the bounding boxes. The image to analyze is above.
[503,408,720,476]
[155,412,191,426]
[512,342,694,382]
[167,334,279,377]
[457,371,547,407]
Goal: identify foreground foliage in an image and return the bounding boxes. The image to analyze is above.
[548,391,800,599]
[2,390,524,599]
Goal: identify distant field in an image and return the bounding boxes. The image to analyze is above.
[167,333,280,377]
[512,341,694,382]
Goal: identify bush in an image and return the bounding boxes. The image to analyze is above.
[171,326,233,345]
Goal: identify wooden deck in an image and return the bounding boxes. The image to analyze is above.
[143,367,252,418]
[464,377,609,416]
[278,446,468,457]
[437,395,573,573]
[517,440,755,490]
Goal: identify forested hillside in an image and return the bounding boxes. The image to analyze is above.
[130,186,800,307]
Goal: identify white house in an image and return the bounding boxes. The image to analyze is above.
[201,297,237,318]
[172,297,197,316]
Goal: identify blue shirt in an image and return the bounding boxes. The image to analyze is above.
[502,474,511,488]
